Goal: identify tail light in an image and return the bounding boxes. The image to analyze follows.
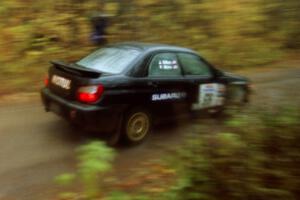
[44,75,49,87]
[77,85,104,103]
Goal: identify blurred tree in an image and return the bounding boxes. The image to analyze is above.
[1,0,300,93]
[263,0,300,49]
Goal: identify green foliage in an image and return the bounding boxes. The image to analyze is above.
[78,140,115,176]
[55,173,76,186]
[169,106,300,200]
[105,191,152,200]
[0,0,300,93]
[78,141,115,198]
[53,109,300,200]
[105,191,132,200]
[56,141,116,199]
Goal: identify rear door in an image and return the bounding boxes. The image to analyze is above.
[176,53,226,110]
[146,52,189,118]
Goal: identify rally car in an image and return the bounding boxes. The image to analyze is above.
[41,42,250,144]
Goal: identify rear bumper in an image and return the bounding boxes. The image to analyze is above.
[41,88,122,133]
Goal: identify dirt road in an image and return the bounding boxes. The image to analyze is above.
[0,62,299,200]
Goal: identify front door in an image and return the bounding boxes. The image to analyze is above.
[146,52,188,118]
[176,53,226,111]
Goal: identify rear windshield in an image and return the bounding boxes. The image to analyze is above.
[76,47,141,74]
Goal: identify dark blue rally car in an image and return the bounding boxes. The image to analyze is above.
[41,42,250,144]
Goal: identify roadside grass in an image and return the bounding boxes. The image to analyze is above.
[54,104,300,200]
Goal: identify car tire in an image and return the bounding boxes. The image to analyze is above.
[121,107,152,145]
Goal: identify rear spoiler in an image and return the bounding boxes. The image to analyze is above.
[50,60,102,78]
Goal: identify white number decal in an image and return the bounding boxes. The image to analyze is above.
[158,60,178,70]
[192,84,226,110]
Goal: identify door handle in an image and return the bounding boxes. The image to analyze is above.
[148,81,158,87]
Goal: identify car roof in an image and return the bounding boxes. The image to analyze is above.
[110,42,197,54]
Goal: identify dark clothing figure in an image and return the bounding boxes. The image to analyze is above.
[91,17,108,45]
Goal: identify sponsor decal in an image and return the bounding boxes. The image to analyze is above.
[192,83,226,110]
[152,92,186,101]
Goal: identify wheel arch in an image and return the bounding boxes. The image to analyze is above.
[226,82,249,104]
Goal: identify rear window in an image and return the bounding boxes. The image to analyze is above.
[77,47,141,74]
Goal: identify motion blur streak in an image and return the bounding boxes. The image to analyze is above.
[0,1,300,200]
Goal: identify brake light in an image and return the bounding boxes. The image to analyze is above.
[44,76,49,87]
[77,85,104,103]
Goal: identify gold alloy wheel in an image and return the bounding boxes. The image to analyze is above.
[126,112,150,142]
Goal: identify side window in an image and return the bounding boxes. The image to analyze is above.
[148,53,182,77]
[177,53,212,76]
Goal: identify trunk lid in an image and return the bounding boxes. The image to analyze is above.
[48,60,103,100]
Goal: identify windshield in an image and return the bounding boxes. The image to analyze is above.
[76,47,141,74]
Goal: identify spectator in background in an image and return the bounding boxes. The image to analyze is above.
[91,14,111,45]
